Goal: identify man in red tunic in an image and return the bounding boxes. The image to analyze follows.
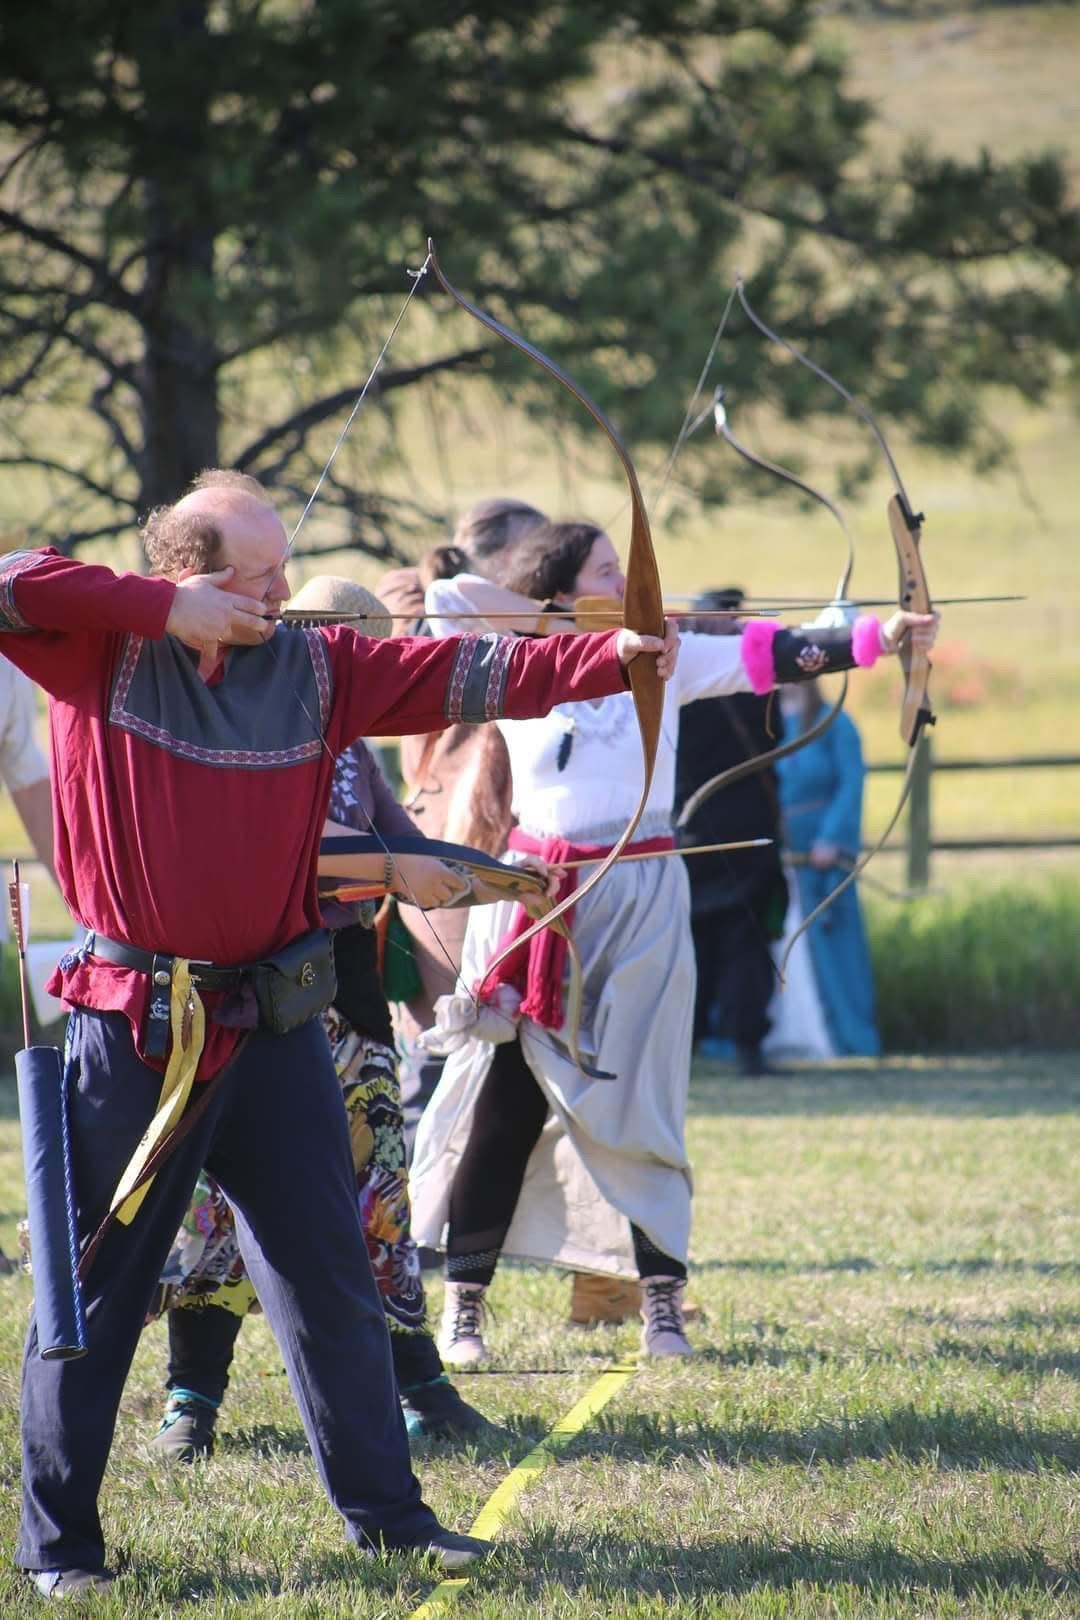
[0,479,677,1599]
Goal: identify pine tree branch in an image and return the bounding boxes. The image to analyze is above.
[233,345,494,472]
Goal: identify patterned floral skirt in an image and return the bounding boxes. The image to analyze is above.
[157,1013,426,1339]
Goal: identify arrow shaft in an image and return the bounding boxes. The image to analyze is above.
[7,859,32,1048]
[561,838,771,870]
[278,594,1021,631]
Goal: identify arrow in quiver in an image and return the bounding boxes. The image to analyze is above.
[9,862,86,1360]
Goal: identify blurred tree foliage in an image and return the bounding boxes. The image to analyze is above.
[0,0,1077,555]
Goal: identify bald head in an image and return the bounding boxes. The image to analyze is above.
[174,485,285,548]
[142,481,291,607]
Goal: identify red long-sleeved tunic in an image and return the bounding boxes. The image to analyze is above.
[0,548,627,1075]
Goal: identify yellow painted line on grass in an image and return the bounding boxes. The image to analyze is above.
[409,1360,637,1619]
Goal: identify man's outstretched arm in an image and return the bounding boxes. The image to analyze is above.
[326,621,680,748]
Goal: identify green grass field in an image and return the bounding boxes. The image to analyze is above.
[0,1056,1076,1617]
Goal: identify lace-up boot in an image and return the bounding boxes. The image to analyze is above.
[640,1275,693,1358]
[437,1281,490,1367]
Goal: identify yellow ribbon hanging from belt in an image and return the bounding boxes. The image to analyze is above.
[111,959,206,1226]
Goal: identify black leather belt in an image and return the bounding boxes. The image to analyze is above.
[84,933,252,1059]
[85,933,248,991]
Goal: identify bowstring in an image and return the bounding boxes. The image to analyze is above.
[641,284,788,1000]
[267,253,600,1075]
[285,253,433,557]
[648,282,738,522]
[734,274,935,937]
[659,281,862,1004]
[600,283,738,538]
[263,248,477,1006]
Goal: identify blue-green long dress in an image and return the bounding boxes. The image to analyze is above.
[776,709,881,1056]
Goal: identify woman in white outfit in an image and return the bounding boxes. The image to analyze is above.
[410,521,938,1358]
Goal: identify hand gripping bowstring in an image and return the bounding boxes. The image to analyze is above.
[726,277,935,977]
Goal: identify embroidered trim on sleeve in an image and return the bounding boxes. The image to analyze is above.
[0,551,46,633]
[483,635,514,719]
[445,633,513,723]
[302,627,334,734]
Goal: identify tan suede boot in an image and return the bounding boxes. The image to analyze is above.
[568,1271,702,1328]
[568,1271,643,1327]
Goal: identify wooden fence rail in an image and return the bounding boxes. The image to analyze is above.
[866,742,1080,887]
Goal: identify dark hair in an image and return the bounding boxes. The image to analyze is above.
[497,521,605,601]
[453,498,546,562]
[692,586,744,613]
[419,544,471,586]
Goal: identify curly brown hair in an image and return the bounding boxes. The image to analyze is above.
[141,505,225,578]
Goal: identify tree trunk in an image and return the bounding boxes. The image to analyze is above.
[138,213,220,511]
[133,2,220,513]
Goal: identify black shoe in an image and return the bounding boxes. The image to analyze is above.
[150,1390,218,1461]
[400,1375,494,1442]
[414,1530,494,1571]
[27,1568,116,1599]
[735,1044,778,1077]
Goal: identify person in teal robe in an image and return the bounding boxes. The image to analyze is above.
[776,681,881,1056]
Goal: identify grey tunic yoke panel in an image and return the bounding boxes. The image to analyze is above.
[108,626,332,770]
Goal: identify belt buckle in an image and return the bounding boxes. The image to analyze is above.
[187,960,216,985]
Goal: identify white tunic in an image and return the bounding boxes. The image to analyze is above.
[410,583,757,1275]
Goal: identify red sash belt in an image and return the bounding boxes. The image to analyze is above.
[476,827,674,1030]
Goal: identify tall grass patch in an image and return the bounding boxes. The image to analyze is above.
[868,877,1080,1050]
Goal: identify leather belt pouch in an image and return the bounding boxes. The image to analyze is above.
[254,930,337,1033]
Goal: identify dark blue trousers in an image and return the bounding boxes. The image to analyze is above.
[19,1009,439,1574]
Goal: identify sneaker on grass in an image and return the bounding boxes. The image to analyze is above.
[26,1568,116,1599]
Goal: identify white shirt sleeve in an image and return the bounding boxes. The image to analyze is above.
[424,574,547,639]
[673,629,753,706]
[424,576,481,639]
[0,662,49,792]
